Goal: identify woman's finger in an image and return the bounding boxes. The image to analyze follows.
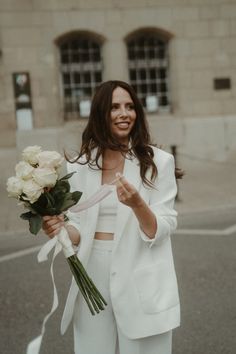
[42,215,64,237]
[116,178,129,195]
[119,176,133,192]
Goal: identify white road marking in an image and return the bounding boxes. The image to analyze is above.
[0,245,42,263]
[174,224,236,236]
[1,224,236,263]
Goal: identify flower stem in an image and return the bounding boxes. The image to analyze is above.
[67,255,107,315]
[67,258,95,315]
[71,255,107,306]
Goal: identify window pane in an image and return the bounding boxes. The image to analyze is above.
[72,53,80,62]
[64,88,71,97]
[73,72,80,84]
[84,72,91,83]
[84,86,92,96]
[148,48,155,59]
[160,82,167,92]
[150,83,157,93]
[140,69,146,80]
[63,73,70,85]
[147,37,155,46]
[61,43,68,51]
[158,49,165,59]
[95,71,102,82]
[61,54,69,64]
[128,49,135,60]
[149,69,156,79]
[71,40,78,50]
[160,96,168,106]
[81,52,89,62]
[130,70,136,81]
[91,42,99,50]
[81,40,88,49]
[137,49,145,59]
[141,83,147,93]
[92,50,101,62]
[159,68,166,79]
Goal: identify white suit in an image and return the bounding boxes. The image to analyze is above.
[61,146,180,339]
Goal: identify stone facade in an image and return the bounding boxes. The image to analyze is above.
[0,0,236,161]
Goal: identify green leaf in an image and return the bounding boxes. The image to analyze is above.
[58,172,76,181]
[29,214,43,235]
[20,211,35,220]
[53,180,70,194]
[71,191,82,203]
[29,193,56,216]
[44,191,55,208]
[60,198,78,211]
[30,193,47,214]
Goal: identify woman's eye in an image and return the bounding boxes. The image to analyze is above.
[127,105,134,110]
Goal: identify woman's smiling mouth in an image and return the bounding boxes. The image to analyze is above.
[115,122,130,129]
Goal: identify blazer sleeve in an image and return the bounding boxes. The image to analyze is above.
[139,153,178,248]
[65,161,82,234]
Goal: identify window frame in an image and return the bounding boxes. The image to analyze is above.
[125,29,171,114]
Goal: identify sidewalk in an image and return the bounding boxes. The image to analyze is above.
[1,150,236,235]
[175,151,236,215]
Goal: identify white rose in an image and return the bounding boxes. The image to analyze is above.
[22,180,43,204]
[22,145,42,165]
[33,167,58,188]
[6,176,23,198]
[37,151,64,169]
[15,161,35,180]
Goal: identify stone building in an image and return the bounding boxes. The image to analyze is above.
[0,0,236,161]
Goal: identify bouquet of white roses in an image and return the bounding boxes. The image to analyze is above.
[6,145,107,316]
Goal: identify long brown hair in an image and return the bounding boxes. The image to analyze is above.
[69,80,183,186]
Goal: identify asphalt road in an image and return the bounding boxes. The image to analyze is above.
[0,210,236,354]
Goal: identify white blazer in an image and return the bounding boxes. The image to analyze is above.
[61,146,180,339]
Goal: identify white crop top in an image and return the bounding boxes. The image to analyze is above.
[95,185,118,233]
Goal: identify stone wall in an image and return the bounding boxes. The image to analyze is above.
[0,0,236,160]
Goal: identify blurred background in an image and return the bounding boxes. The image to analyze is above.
[0,0,236,353]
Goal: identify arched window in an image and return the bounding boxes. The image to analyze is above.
[126,30,170,113]
[58,33,103,120]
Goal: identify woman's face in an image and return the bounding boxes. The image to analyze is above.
[110,86,137,145]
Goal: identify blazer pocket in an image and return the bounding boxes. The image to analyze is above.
[133,262,179,314]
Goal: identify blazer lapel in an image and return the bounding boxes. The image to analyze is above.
[83,154,102,250]
[114,154,141,243]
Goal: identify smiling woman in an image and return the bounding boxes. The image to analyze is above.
[42,80,181,354]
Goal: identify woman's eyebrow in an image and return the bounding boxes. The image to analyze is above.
[111,101,134,105]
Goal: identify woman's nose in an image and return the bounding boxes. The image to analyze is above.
[119,107,128,117]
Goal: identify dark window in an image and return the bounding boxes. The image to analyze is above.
[127,32,170,112]
[59,36,103,120]
[214,78,231,90]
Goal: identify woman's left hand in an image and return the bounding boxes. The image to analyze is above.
[116,176,144,209]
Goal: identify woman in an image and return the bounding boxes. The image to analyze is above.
[43,80,181,354]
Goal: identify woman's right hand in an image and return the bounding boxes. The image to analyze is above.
[42,215,65,239]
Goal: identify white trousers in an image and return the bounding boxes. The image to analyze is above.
[73,239,172,354]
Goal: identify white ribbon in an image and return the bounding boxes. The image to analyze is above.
[26,177,121,354]
[69,182,117,213]
[26,239,62,354]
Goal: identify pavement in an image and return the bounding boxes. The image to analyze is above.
[1,148,236,235]
[1,148,236,354]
